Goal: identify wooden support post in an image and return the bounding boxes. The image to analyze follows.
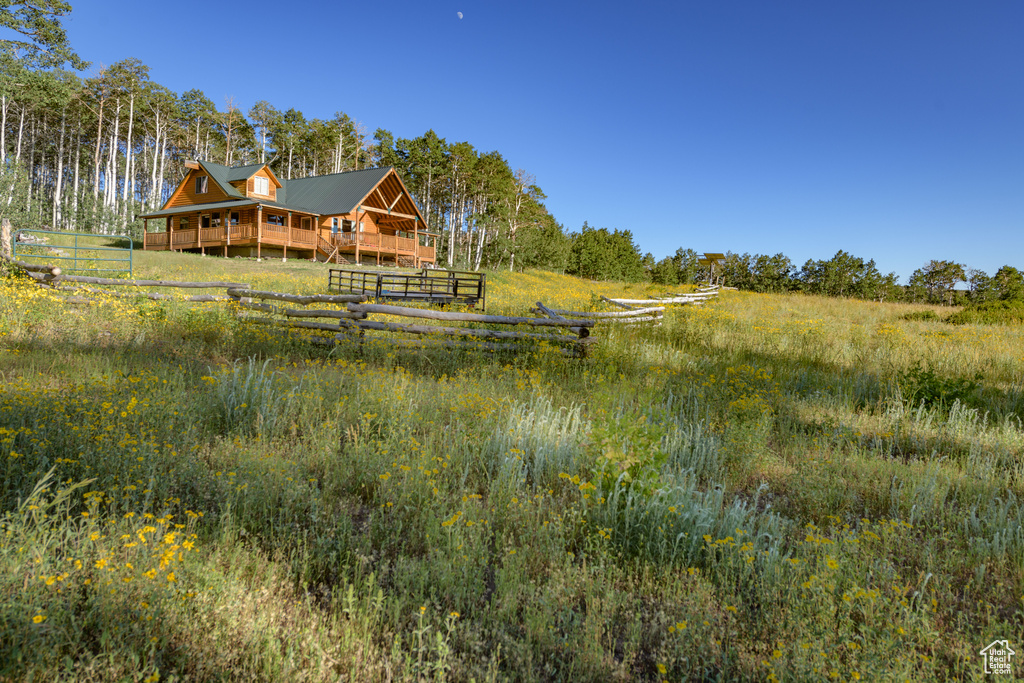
[169,217,174,251]
[257,206,262,260]
[354,208,361,265]
[413,218,419,268]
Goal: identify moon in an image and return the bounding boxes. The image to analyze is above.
[457,11,463,19]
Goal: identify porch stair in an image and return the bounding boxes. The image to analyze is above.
[397,256,417,268]
[315,236,340,264]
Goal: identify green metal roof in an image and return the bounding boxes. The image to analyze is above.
[283,167,393,215]
[197,161,246,199]
[225,163,264,182]
[139,199,255,219]
[149,163,403,219]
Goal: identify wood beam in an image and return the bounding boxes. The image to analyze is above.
[359,205,417,220]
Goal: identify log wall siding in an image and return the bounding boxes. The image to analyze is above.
[165,169,232,208]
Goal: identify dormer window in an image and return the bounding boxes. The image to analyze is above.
[195,175,208,194]
[254,176,269,195]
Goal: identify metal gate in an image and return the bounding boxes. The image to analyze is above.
[12,229,133,277]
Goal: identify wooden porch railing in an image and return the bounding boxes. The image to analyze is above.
[329,232,434,260]
[290,227,316,246]
[172,229,198,246]
[230,223,257,240]
[146,232,169,247]
[144,224,431,259]
[199,227,223,243]
[261,223,288,243]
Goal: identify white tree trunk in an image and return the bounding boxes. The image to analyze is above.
[72,119,81,222]
[121,92,135,218]
[92,96,104,202]
[53,109,66,228]
[0,95,7,165]
[156,131,167,209]
[14,103,25,163]
[106,102,121,212]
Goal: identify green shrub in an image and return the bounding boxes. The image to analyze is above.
[896,362,981,410]
[946,299,1024,325]
[899,310,941,322]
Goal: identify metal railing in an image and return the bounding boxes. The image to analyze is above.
[328,268,485,310]
[12,229,133,277]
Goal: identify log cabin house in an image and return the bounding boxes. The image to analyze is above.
[139,161,437,267]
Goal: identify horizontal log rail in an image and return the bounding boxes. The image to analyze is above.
[534,306,665,318]
[226,288,367,305]
[234,300,367,320]
[347,302,594,329]
[345,319,590,345]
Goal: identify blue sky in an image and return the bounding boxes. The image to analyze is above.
[64,1,1022,281]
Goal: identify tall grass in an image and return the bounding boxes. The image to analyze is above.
[0,249,1021,680]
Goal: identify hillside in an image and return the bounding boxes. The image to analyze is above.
[1,253,1022,681]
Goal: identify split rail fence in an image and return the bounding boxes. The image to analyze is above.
[1,250,592,357]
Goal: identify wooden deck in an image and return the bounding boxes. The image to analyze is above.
[143,224,436,265]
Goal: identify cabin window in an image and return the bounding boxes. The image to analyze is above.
[230,212,239,225]
[201,214,211,228]
[358,221,364,233]
[178,217,189,230]
[332,218,339,234]
[195,175,208,194]
[212,212,221,227]
[341,219,353,232]
[266,214,284,226]
[301,217,311,230]
[254,176,269,195]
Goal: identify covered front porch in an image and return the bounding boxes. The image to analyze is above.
[142,203,321,259]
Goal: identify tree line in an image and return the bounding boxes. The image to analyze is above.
[645,249,1024,305]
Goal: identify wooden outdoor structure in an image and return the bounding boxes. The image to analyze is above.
[328,268,486,310]
[698,253,727,286]
[4,253,592,357]
[139,161,438,267]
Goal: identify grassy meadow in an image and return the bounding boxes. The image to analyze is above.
[1,249,1022,681]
